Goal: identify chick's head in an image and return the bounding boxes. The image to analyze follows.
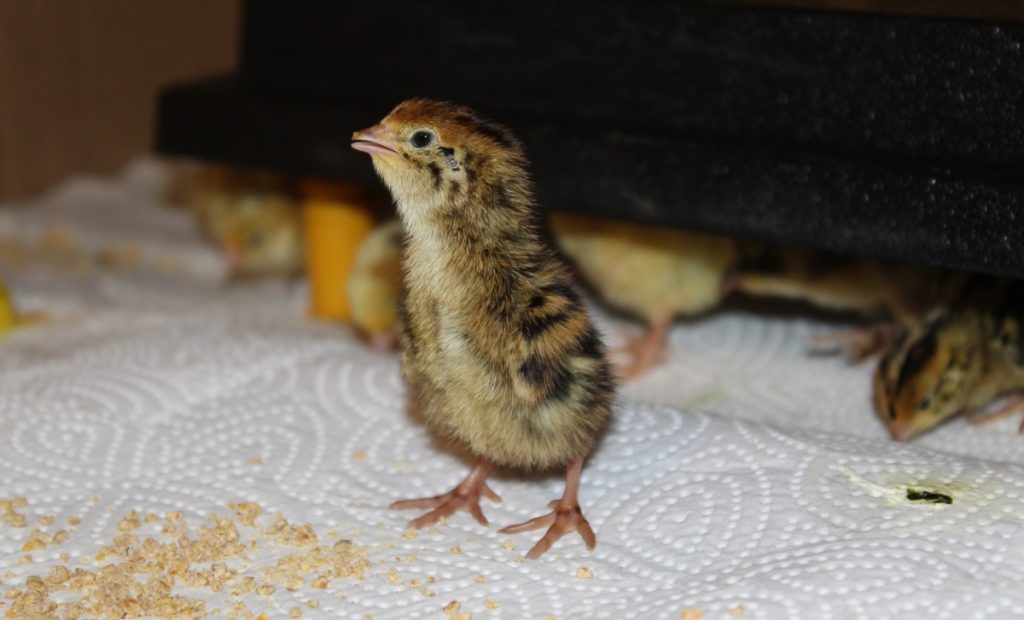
[351,99,524,220]
[202,194,302,276]
[873,309,977,441]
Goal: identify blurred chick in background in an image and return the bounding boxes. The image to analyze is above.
[549,213,740,379]
[874,277,1024,441]
[347,219,404,351]
[182,166,305,278]
[729,246,965,361]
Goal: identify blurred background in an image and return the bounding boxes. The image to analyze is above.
[0,0,239,200]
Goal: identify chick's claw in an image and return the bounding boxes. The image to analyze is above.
[500,456,596,559]
[390,460,500,529]
[500,502,596,560]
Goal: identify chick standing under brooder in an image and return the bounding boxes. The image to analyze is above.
[183,166,304,278]
[352,99,614,558]
[550,213,740,379]
[347,219,404,352]
[874,277,1024,441]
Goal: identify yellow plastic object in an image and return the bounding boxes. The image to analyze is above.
[0,282,17,338]
[301,181,375,321]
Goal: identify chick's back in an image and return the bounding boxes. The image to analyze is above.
[549,213,739,322]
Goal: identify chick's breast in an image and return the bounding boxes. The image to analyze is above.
[399,262,611,472]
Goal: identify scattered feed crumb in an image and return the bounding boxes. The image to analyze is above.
[387,568,400,584]
[67,516,81,527]
[473,575,487,584]
[1,503,370,619]
[247,457,264,466]
[402,529,418,540]
[500,540,514,551]
[21,528,66,552]
[0,498,28,528]
[117,510,141,531]
[730,605,746,617]
[484,599,499,610]
[289,606,302,617]
[575,567,594,580]
[306,599,320,609]
[231,503,263,528]
[37,515,55,526]
[442,600,472,619]
[681,607,703,620]
[353,451,366,461]
[450,546,462,555]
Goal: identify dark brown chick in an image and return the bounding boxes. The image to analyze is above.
[352,99,614,559]
[874,278,1024,441]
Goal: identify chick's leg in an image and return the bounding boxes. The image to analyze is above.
[390,459,501,528]
[499,457,596,559]
[612,316,672,380]
[965,394,1024,431]
[810,321,905,363]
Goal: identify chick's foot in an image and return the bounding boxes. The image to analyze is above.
[499,457,596,559]
[390,459,501,528]
[966,394,1024,431]
[811,321,904,363]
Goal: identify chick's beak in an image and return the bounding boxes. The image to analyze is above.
[887,421,915,442]
[352,124,400,157]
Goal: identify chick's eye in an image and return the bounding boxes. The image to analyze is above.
[410,131,435,148]
[918,396,932,411]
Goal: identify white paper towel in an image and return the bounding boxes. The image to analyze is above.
[1,161,1022,619]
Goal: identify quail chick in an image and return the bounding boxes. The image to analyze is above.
[186,166,304,278]
[730,246,963,361]
[550,213,740,379]
[874,278,1024,441]
[347,219,404,351]
[352,100,614,559]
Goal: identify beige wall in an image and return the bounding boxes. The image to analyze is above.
[0,0,240,199]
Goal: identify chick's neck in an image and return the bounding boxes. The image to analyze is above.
[401,183,547,315]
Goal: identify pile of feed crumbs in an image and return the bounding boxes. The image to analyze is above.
[1,499,369,619]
